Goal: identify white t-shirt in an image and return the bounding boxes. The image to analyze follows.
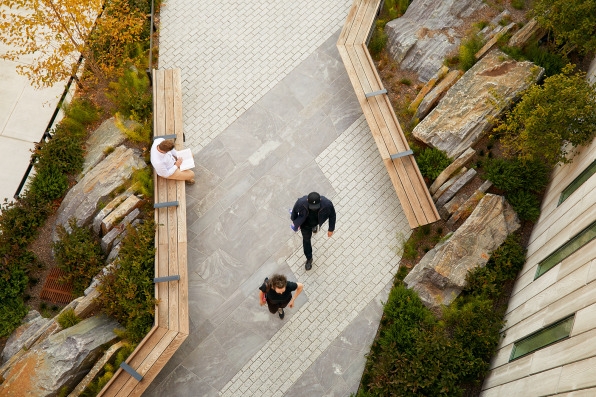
[150,138,179,177]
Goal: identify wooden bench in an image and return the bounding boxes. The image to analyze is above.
[98,68,189,397]
[337,0,440,228]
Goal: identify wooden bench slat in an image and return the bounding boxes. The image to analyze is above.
[154,70,166,137]
[167,182,180,332]
[172,68,184,147]
[353,0,381,45]
[127,333,187,397]
[338,0,364,45]
[97,326,165,396]
[177,242,189,334]
[116,329,179,396]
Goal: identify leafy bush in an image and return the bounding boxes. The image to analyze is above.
[64,98,101,126]
[54,218,105,296]
[465,234,526,299]
[507,190,541,222]
[459,34,484,71]
[80,343,135,397]
[57,308,82,329]
[131,167,153,198]
[524,43,567,77]
[35,133,85,176]
[97,220,156,344]
[368,22,388,58]
[416,147,452,181]
[497,65,596,166]
[483,158,549,193]
[0,297,28,338]
[27,164,69,202]
[511,0,525,10]
[108,66,152,123]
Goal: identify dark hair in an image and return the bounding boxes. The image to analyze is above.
[158,140,175,152]
[270,274,287,290]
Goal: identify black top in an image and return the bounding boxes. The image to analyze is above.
[304,208,319,229]
[259,281,298,304]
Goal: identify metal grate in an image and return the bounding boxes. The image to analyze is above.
[39,268,74,304]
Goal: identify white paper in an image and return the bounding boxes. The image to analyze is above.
[177,148,195,171]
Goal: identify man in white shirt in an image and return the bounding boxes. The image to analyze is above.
[150,138,195,184]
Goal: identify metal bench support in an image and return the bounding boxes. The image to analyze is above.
[365,88,387,98]
[120,362,143,382]
[154,201,179,209]
[390,149,414,160]
[154,275,181,283]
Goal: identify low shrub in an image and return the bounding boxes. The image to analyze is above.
[459,34,484,71]
[511,0,525,9]
[57,308,82,329]
[97,219,156,344]
[27,163,69,202]
[368,22,388,58]
[131,167,153,198]
[0,297,28,338]
[416,147,452,181]
[108,66,152,124]
[80,343,135,397]
[54,218,105,296]
[483,158,549,193]
[507,190,541,222]
[34,132,85,176]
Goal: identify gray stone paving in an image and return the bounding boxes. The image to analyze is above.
[146,1,412,395]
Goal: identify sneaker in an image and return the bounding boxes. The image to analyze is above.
[185,179,195,185]
[305,258,313,271]
[278,308,285,319]
[312,225,318,234]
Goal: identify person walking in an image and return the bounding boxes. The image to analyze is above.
[290,192,336,270]
[259,274,303,319]
[150,138,195,184]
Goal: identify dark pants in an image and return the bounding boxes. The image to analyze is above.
[267,299,290,313]
[300,227,314,260]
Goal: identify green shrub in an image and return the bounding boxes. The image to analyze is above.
[416,147,452,181]
[27,164,69,202]
[459,34,484,71]
[368,23,388,57]
[54,218,105,296]
[108,67,152,123]
[483,158,549,193]
[511,0,525,9]
[57,308,82,329]
[465,234,526,299]
[63,98,100,126]
[131,167,153,198]
[0,297,28,338]
[507,190,541,222]
[524,43,567,77]
[80,343,135,397]
[35,133,85,176]
[0,196,50,248]
[97,220,156,344]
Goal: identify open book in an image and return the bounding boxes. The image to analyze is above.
[176,148,195,171]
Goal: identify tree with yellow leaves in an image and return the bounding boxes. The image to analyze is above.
[0,0,150,88]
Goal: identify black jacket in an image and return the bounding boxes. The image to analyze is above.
[291,195,336,231]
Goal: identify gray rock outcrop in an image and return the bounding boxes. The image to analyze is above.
[0,315,122,396]
[79,117,138,178]
[412,49,544,158]
[53,145,146,240]
[404,194,520,308]
[385,0,488,82]
[1,311,52,366]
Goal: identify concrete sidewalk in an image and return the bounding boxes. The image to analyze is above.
[145,1,411,396]
[0,41,66,203]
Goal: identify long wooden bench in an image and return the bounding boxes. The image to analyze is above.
[337,0,440,228]
[98,68,189,397]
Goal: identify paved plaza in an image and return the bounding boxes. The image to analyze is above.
[145,0,412,396]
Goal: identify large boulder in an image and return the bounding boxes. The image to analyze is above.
[53,145,146,240]
[1,311,52,365]
[412,49,543,158]
[385,0,488,82]
[404,194,520,308]
[79,117,138,179]
[0,315,122,397]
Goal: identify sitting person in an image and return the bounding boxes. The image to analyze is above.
[150,138,195,184]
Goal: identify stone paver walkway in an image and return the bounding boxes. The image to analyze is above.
[145,1,411,396]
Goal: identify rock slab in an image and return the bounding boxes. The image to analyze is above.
[385,0,488,82]
[1,311,52,366]
[404,194,520,308]
[53,145,146,241]
[0,315,122,396]
[412,49,544,158]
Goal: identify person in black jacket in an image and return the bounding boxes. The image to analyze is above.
[291,192,336,270]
